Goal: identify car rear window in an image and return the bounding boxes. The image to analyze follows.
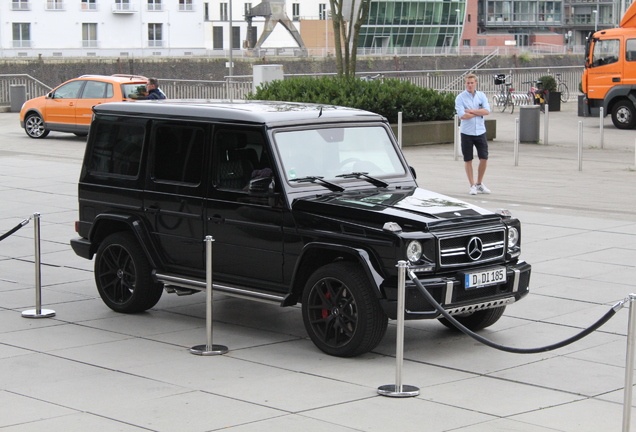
[122,83,148,100]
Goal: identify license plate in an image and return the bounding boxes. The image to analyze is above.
[463,267,506,289]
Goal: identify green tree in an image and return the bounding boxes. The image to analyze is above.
[329,0,371,77]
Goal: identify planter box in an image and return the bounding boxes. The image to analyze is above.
[391,119,496,146]
[546,91,561,112]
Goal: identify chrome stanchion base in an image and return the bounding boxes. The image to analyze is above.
[190,344,228,356]
[377,384,420,398]
[22,309,56,319]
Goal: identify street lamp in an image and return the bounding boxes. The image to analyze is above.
[593,9,598,32]
[455,8,461,51]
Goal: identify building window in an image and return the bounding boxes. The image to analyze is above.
[204,2,209,20]
[319,3,327,20]
[82,23,98,47]
[12,23,31,48]
[148,0,162,11]
[220,3,228,21]
[115,0,131,11]
[292,3,300,20]
[477,39,486,46]
[46,0,64,10]
[463,39,471,46]
[179,0,193,11]
[213,26,223,49]
[81,0,97,10]
[148,23,163,47]
[11,1,30,10]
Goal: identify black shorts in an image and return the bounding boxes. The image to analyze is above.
[461,133,488,162]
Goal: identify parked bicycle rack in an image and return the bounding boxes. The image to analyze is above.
[382,261,636,432]
[0,213,56,318]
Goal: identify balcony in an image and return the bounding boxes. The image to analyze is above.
[11,1,30,10]
[112,2,137,13]
[179,4,194,11]
[81,2,98,10]
[148,40,164,47]
[13,40,32,48]
[148,3,163,11]
[46,1,65,10]
[82,40,99,48]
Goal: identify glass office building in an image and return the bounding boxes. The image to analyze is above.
[359,0,466,48]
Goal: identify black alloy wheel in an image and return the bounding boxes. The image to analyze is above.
[94,232,162,313]
[302,262,387,357]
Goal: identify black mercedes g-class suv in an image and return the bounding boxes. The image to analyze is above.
[71,100,531,357]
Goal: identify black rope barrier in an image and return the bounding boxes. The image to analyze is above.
[408,269,625,354]
[0,218,30,242]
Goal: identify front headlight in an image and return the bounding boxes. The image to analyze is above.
[508,227,519,248]
[406,240,422,263]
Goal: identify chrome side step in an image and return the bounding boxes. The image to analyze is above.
[154,271,286,305]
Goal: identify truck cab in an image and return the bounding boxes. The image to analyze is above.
[583,2,636,128]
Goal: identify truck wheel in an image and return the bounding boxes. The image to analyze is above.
[611,100,636,129]
[438,306,506,332]
[94,232,163,313]
[302,262,388,357]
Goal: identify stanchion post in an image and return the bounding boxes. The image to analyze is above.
[22,213,55,319]
[398,111,403,148]
[190,236,228,356]
[543,101,549,146]
[378,261,419,398]
[578,121,583,171]
[514,117,519,166]
[599,106,604,149]
[622,294,636,432]
[454,114,459,161]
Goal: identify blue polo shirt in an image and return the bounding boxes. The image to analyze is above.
[455,90,490,136]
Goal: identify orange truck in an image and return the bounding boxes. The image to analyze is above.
[582,1,636,129]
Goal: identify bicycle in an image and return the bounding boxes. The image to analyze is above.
[522,80,548,113]
[493,74,515,114]
[554,73,569,103]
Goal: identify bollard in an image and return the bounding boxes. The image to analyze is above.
[378,261,419,398]
[599,107,604,149]
[22,213,55,319]
[398,112,403,148]
[623,294,636,432]
[454,114,459,161]
[578,121,584,170]
[543,102,549,146]
[190,236,228,356]
[514,118,519,166]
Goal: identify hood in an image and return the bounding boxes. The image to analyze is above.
[292,187,497,230]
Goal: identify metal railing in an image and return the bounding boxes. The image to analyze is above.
[0,74,52,106]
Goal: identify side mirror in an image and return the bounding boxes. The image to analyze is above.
[409,166,417,180]
[248,176,275,196]
[46,92,53,99]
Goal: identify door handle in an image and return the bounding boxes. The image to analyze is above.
[612,77,621,82]
[145,204,159,214]
[208,214,224,223]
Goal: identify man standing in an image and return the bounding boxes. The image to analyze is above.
[455,74,491,195]
[145,77,167,100]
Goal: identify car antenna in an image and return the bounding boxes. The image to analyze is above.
[318,106,323,117]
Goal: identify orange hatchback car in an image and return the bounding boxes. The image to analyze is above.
[20,74,149,139]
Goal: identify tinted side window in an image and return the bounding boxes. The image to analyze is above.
[152,123,204,185]
[215,129,267,190]
[627,39,636,61]
[89,118,145,177]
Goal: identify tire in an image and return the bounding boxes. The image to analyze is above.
[558,83,569,103]
[611,100,636,130]
[94,232,163,313]
[24,113,50,139]
[302,262,388,357]
[498,94,508,113]
[438,306,506,332]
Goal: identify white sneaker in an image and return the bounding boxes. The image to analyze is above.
[469,185,477,195]
[476,183,491,194]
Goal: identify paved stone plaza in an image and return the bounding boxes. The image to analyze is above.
[0,101,635,431]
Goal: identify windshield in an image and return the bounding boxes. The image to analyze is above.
[274,125,406,184]
[122,83,148,100]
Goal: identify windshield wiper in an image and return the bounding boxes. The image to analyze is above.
[290,176,345,192]
[336,172,389,188]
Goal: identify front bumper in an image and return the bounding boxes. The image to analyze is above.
[380,261,531,320]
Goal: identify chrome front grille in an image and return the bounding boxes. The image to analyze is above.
[439,229,505,267]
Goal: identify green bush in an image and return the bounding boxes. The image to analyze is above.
[247,76,456,124]
[537,75,557,92]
